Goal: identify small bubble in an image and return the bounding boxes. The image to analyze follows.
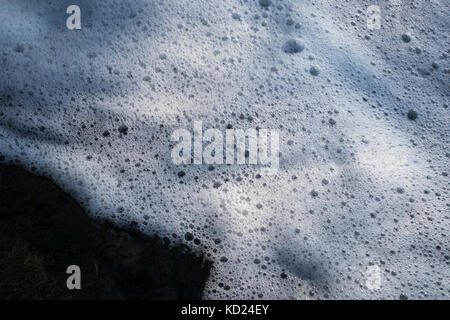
[407,110,418,121]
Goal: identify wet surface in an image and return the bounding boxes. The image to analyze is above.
[0,164,211,299]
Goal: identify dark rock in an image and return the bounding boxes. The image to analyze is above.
[0,164,211,300]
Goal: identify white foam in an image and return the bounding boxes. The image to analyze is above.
[0,0,449,299]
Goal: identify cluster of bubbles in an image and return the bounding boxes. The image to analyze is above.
[0,0,448,299]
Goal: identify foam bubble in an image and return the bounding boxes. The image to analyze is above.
[0,0,449,299]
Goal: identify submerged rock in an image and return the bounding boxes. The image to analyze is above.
[0,164,211,300]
